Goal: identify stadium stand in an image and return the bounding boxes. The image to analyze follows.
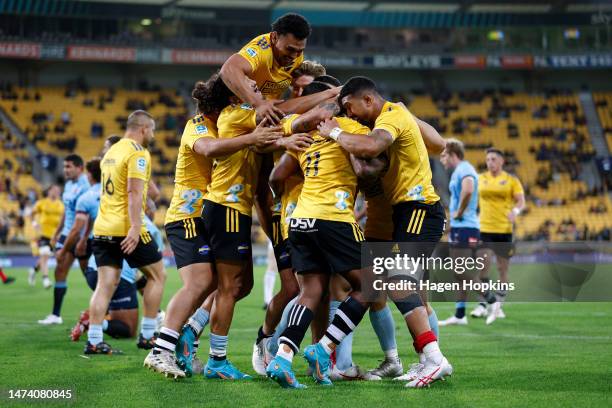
[2,81,611,243]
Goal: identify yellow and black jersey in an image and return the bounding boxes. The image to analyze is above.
[479,170,524,234]
[280,174,303,240]
[374,101,439,206]
[238,33,303,100]
[94,138,150,237]
[204,103,261,217]
[33,198,64,238]
[270,150,285,218]
[165,115,218,225]
[287,116,370,223]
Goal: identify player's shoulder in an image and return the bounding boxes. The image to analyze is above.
[184,114,216,137]
[504,171,522,183]
[241,33,272,56]
[336,116,369,134]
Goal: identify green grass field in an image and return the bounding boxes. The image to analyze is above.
[1,265,611,407]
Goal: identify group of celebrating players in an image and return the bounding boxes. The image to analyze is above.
[28,12,525,390]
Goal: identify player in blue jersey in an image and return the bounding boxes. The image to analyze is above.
[38,154,91,325]
[439,139,499,326]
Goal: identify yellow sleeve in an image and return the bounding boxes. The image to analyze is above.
[218,106,257,139]
[373,108,402,140]
[281,114,299,136]
[127,150,150,181]
[511,176,524,196]
[33,201,41,214]
[238,34,271,73]
[337,117,370,135]
[184,121,214,150]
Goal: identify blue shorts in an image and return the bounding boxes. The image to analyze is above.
[108,278,138,311]
[56,235,92,261]
[450,228,480,247]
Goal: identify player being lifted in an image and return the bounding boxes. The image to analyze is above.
[221,13,318,124]
[315,76,452,388]
[85,110,166,355]
[474,148,524,322]
[29,184,63,288]
[38,154,90,325]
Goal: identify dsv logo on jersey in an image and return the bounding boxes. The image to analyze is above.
[290,218,316,229]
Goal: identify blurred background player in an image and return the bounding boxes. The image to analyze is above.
[473,148,525,321]
[29,185,63,288]
[38,154,90,325]
[87,110,166,355]
[438,139,493,326]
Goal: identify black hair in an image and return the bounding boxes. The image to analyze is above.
[338,76,378,105]
[271,13,311,40]
[301,81,332,97]
[106,135,121,146]
[192,72,234,115]
[86,158,102,183]
[64,154,83,167]
[486,148,504,158]
[314,75,341,87]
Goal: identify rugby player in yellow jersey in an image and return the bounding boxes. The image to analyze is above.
[252,79,339,377]
[29,185,63,288]
[318,76,452,388]
[222,13,338,124]
[472,148,525,322]
[144,74,284,378]
[85,110,165,355]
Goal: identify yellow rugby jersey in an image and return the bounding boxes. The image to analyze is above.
[375,101,439,206]
[238,33,303,100]
[479,171,524,234]
[270,150,285,218]
[290,117,369,223]
[280,175,303,240]
[94,138,150,236]
[165,115,217,224]
[204,103,261,217]
[34,198,64,238]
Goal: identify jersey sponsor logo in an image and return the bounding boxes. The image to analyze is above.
[195,124,208,134]
[136,157,147,172]
[334,190,350,210]
[290,218,316,229]
[225,184,244,203]
[180,189,203,214]
[499,180,507,185]
[198,245,210,255]
[237,243,250,254]
[246,47,257,57]
[406,185,425,201]
[259,79,291,94]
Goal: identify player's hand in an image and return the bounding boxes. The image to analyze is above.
[121,226,141,255]
[317,118,340,138]
[452,211,463,221]
[55,247,65,263]
[75,240,87,257]
[50,235,58,249]
[251,117,283,148]
[281,133,313,153]
[507,211,516,223]
[254,99,285,125]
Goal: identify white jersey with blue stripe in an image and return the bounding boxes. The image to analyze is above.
[61,174,90,236]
